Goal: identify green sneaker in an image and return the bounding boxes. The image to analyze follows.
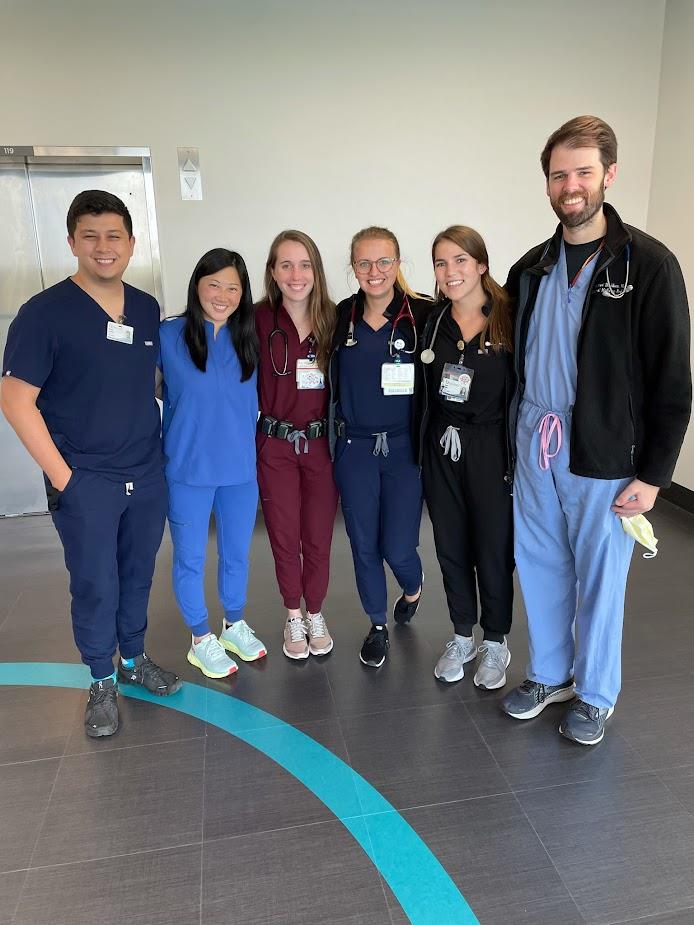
[220,619,267,662]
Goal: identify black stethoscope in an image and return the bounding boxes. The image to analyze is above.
[269,305,315,377]
[421,303,501,364]
[345,293,417,357]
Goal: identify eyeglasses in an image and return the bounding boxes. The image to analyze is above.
[353,257,399,275]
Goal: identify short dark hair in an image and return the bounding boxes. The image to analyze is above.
[184,248,259,381]
[66,190,133,238]
[540,115,618,178]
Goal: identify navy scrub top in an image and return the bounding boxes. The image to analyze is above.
[2,277,163,481]
[158,316,258,487]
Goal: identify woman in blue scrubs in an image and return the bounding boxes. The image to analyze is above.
[328,226,431,667]
[158,248,265,678]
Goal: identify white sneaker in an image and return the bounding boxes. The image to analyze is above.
[306,612,333,656]
[219,619,267,662]
[473,639,511,690]
[187,634,237,678]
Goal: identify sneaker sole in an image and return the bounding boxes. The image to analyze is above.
[359,651,387,668]
[503,685,575,720]
[309,640,334,656]
[85,720,118,738]
[474,650,511,690]
[559,706,615,745]
[186,650,237,679]
[219,638,267,662]
[433,647,478,683]
[282,644,310,660]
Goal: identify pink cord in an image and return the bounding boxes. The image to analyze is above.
[538,413,562,470]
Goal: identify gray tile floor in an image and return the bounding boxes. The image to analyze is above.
[1,499,693,925]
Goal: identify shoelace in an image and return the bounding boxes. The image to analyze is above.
[287,619,306,642]
[443,639,464,660]
[307,613,327,638]
[372,432,389,457]
[229,620,257,643]
[197,634,226,658]
[137,654,170,690]
[572,699,601,721]
[287,429,309,454]
[439,425,461,462]
[477,642,506,671]
[90,682,117,704]
[538,413,562,470]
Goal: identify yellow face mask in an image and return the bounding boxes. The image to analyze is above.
[621,514,658,558]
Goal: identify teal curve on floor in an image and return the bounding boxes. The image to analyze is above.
[0,661,479,925]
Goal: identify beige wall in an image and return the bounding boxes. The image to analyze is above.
[648,0,694,491]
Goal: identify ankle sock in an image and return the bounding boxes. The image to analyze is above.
[120,656,135,669]
[92,671,117,685]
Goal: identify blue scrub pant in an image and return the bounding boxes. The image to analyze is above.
[334,433,423,624]
[514,400,635,708]
[52,470,167,680]
[167,479,258,637]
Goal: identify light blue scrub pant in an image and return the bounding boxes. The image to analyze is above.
[167,479,259,637]
[514,400,635,709]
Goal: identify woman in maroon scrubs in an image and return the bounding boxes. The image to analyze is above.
[255,230,338,659]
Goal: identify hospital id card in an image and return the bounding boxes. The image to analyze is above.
[106,321,134,345]
[381,362,414,396]
[296,358,325,390]
[439,363,474,402]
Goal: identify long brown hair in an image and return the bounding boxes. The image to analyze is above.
[263,229,335,374]
[350,226,422,300]
[431,225,512,352]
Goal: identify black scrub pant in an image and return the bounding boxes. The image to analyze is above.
[422,421,513,641]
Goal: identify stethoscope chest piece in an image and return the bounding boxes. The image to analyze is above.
[420,348,435,365]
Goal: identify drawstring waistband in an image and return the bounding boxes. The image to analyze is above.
[439,425,461,462]
[538,413,562,470]
[287,430,309,455]
[372,432,389,457]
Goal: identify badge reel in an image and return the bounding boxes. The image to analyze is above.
[440,340,474,403]
[382,338,414,396]
[106,318,134,345]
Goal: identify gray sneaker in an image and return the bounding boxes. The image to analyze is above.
[501,677,575,719]
[434,636,477,683]
[559,699,614,745]
[473,639,511,690]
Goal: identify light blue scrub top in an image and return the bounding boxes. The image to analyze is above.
[524,241,600,413]
[159,317,257,486]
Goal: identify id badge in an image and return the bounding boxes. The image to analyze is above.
[106,321,134,345]
[296,358,325,390]
[381,362,415,396]
[439,363,474,402]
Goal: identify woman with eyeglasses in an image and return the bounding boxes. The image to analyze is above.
[255,230,338,659]
[158,248,266,679]
[327,226,431,668]
[414,226,514,689]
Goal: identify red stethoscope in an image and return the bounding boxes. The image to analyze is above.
[345,293,417,357]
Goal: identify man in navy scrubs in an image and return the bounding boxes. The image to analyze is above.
[1,189,181,738]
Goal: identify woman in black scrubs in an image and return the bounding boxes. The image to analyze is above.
[416,225,514,688]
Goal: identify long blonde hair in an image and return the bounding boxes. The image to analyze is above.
[350,226,421,300]
[263,229,335,374]
[431,225,512,352]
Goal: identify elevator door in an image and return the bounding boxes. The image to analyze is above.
[0,158,161,516]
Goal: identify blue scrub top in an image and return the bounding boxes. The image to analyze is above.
[2,277,162,481]
[337,320,413,432]
[158,316,257,486]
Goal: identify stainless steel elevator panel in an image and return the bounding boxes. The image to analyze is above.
[0,164,51,515]
[0,151,162,516]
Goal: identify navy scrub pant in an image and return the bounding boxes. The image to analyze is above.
[334,432,423,624]
[51,469,167,680]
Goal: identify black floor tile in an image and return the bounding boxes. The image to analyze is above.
[620,908,694,924]
[0,757,60,873]
[201,820,392,924]
[658,763,694,815]
[517,773,694,924]
[14,844,202,925]
[340,702,510,811]
[392,796,585,925]
[465,698,649,792]
[0,686,82,765]
[31,739,204,867]
[0,870,27,924]
[616,674,694,770]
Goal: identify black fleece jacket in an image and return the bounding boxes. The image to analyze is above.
[505,203,691,487]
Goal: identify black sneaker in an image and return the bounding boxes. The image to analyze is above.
[117,653,182,696]
[85,677,119,738]
[500,677,575,720]
[359,625,389,667]
[559,699,614,746]
[393,582,423,625]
